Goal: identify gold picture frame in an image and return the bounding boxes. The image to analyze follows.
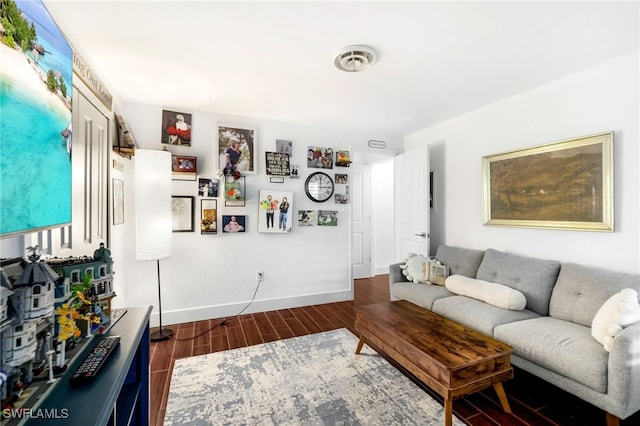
[482,132,613,231]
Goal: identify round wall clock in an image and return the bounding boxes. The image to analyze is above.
[304,172,334,202]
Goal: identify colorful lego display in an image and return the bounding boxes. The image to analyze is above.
[0,244,115,413]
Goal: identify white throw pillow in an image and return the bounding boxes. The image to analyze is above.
[444,275,527,311]
[591,288,640,352]
[428,260,449,286]
[399,254,430,284]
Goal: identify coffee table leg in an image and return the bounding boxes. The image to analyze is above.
[493,383,512,413]
[444,398,453,426]
[355,336,366,354]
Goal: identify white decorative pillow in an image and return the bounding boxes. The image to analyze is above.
[428,260,449,286]
[444,275,527,311]
[591,288,640,352]
[399,253,430,284]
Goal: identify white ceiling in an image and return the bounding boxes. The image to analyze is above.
[43,1,639,137]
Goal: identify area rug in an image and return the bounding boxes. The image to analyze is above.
[164,328,464,425]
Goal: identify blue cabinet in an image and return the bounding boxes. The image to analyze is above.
[22,306,151,426]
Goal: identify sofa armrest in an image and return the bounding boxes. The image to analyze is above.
[389,262,409,302]
[389,262,408,286]
[607,322,640,418]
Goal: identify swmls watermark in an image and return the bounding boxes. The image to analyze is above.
[2,408,70,420]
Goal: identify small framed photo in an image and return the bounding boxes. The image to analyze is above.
[172,155,197,180]
[265,151,290,176]
[198,178,219,197]
[336,150,352,167]
[290,164,300,178]
[276,139,292,155]
[162,109,192,146]
[172,196,195,232]
[335,193,349,204]
[318,210,338,226]
[217,125,257,174]
[298,210,315,226]
[200,199,217,234]
[335,173,348,184]
[224,176,246,206]
[222,215,246,233]
[307,146,333,169]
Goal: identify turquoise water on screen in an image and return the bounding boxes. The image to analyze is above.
[0,0,73,236]
[0,77,72,236]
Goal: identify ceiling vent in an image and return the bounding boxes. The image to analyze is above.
[334,45,377,72]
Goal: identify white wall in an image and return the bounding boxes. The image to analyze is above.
[371,160,394,275]
[116,102,401,326]
[406,51,639,274]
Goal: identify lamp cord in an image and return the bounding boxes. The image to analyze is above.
[174,277,263,341]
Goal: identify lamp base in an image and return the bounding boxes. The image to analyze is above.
[150,328,174,342]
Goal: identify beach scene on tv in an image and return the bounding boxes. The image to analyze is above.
[0,0,73,236]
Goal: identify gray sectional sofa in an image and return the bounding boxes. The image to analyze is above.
[389,245,640,425]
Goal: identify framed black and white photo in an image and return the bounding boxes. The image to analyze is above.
[172,196,194,232]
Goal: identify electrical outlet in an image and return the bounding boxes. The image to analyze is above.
[256,270,264,281]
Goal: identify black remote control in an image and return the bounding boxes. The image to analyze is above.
[69,335,121,386]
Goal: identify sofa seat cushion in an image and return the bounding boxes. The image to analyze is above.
[494,317,608,393]
[434,245,485,278]
[390,282,454,310]
[476,249,560,316]
[431,295,539,336]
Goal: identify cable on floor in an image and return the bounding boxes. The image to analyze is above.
[173,277,263,341]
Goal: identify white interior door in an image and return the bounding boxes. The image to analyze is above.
[351,163,372,278]
[71,89,109,254]
[393,145,430,260]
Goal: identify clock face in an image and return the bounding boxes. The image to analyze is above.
[305,172,334,202]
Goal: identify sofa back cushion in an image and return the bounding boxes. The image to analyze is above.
[434,245,484,278]
[549,263,640,327]
[476,249,560,316]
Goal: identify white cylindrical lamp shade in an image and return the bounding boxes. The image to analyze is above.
[135,149,173,260]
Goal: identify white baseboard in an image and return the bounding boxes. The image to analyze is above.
[150,290,353,328]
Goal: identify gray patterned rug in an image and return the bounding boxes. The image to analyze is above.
[164,328,464,425]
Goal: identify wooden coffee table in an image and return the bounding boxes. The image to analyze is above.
[355,300,513,426]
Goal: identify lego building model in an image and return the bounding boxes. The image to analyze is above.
[0,243,115,413]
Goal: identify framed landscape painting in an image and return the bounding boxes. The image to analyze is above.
[482,132,613,231]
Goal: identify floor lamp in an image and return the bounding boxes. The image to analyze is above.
[135,149,173,341]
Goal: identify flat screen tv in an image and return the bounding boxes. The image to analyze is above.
[0,0,73,238]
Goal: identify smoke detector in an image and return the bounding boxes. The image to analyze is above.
[334,45,377,72]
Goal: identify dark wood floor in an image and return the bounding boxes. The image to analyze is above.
[150,274,640,426]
